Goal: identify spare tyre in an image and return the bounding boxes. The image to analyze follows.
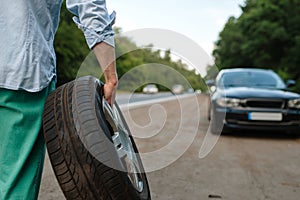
[42,76,151,200]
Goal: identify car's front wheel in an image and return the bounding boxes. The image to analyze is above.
[209,105,224,135]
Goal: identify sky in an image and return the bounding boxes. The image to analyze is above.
[107,0,245,57]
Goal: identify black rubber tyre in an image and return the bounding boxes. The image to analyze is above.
[42,76,151,200]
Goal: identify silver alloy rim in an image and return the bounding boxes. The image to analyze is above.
[102,99,144,192]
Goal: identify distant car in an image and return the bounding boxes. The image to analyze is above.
[195,89,202,94]
[187,88,195,93]
[172,84,184,94]
[207,68,300,134]
[143,84,158,94]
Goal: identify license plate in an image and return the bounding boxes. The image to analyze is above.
[248,112,282,121]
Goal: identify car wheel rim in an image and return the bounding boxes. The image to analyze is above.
[102,99,144,192]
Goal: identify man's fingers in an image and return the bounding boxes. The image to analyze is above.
[104,83,117,106]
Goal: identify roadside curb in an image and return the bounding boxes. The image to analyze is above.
[119,93,199,111]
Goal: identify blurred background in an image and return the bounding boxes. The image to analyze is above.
[55,0,300,93]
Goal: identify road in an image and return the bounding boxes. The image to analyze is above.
[39,94,300,200]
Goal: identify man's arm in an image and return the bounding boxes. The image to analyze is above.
[93,42,118,105]
[66,0,117,105]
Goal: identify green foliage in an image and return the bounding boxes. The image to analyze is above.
[54,1,90,86]
[55,4,205,92]
[115,40,205,92]
[213,0,300,91]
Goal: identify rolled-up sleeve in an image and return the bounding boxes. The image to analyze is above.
[66,0,115,49]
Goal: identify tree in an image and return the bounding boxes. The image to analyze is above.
[213,0,300,91]
[55,3,205,91]
[54,1,90,86]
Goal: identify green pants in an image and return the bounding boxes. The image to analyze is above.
[0,81,55,200]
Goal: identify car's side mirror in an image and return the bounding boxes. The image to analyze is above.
[286,79,296,88]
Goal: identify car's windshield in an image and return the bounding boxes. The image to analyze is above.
[219,70,286,89]
[146,84,156,88]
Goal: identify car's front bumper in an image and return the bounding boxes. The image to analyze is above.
[215,107,300,133]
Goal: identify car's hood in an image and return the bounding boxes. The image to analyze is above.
[219,87,300,99]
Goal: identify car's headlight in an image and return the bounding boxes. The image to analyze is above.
[216,97,241,107]
[288,99,300,109]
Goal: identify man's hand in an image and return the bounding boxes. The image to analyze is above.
[92,42,118,106]
[104,80,117,106]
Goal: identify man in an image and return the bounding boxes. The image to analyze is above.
[0,0,117,199]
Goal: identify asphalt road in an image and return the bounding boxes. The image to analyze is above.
[39,94,300,200]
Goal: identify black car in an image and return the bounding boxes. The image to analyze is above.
[207,68,300,134]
